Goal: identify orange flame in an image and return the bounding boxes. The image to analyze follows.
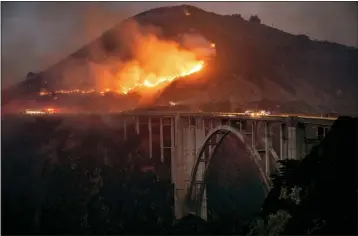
[94,21,206,97]
[41,21,207,98]
[119,60,204,94]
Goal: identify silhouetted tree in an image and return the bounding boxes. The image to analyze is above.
[232,13,243,19]
[249,15,261,24]
[249,117,358,235]
[27,72,36,79]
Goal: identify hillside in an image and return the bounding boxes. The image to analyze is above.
[3,5,358,114]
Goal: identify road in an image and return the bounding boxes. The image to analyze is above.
[4,110,338,123]
[121,110,338,121]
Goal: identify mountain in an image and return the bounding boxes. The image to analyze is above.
[3,5,358,115]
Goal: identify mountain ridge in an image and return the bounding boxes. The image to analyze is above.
[3,5,358,115]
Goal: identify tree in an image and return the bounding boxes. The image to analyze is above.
[36,120,175,234]
[27,72,36,79]
[232,14,243,19]
[249,15,261,24]
[249,117,358,235]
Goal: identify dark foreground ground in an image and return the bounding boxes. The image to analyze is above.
[2,115,357,234]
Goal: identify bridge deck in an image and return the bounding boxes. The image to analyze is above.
[8,110,336,126]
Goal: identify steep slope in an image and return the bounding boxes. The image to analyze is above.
[3,5,358,114]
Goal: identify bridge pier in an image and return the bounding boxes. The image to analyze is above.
[173,115,184,219]
[280,123,288,160]
[194,118,207,220]
[317,126,325,140]
[251,121,257,149]
[173,116,207,220]
[264,122,272,175]
[287,117,306,160]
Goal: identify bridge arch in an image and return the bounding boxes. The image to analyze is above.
[185,125,270,217]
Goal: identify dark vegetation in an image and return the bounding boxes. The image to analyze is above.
[250,116,358,235]
[2,117,173,234]
[1,116,260,234]
[2,116,357,234]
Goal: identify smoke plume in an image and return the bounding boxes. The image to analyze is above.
[58,19,208,105]
[1,2,131,88]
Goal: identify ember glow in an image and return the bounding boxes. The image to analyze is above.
[39,59,204,96]
[42,20,208,99]
[116,59,204,95]
[24,108,56,115]
[42,49,204,97]
[100,27,206,95]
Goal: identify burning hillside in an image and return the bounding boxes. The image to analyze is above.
[1,18,216,113]
[89,22,207,96]
[3,5,357,115]
[38,20,211,99]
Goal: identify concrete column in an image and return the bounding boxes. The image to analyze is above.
[252,121,256,149]
[148,117,152,159]
[280,123,288,160]
[241,120,247,131]
[180,117,206,218]
[195,118,207,220]
[173,115,185,219]
[184,119,196,182]
[208,119,213,155]
[317,126,324,140]
[170,117,175,183]
[297,123,306,159]
[287,117,297,160]
[264,122,272,176]
[215,119,222,129]
[172,117,208,220]
[288,117,305,160]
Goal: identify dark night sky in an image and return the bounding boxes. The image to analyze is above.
[1,2,357,87]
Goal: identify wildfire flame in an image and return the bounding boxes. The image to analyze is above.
[119,60,204,94]
[39,61,204,96]
[41,20,208,98]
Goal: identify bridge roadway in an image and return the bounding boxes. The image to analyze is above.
[121,110,336,123]
[34,110,336,125]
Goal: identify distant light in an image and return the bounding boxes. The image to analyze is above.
[25,110,46,115]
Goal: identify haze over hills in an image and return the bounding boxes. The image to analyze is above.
[3,5,358,115]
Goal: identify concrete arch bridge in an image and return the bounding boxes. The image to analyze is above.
[116,111,334,220]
